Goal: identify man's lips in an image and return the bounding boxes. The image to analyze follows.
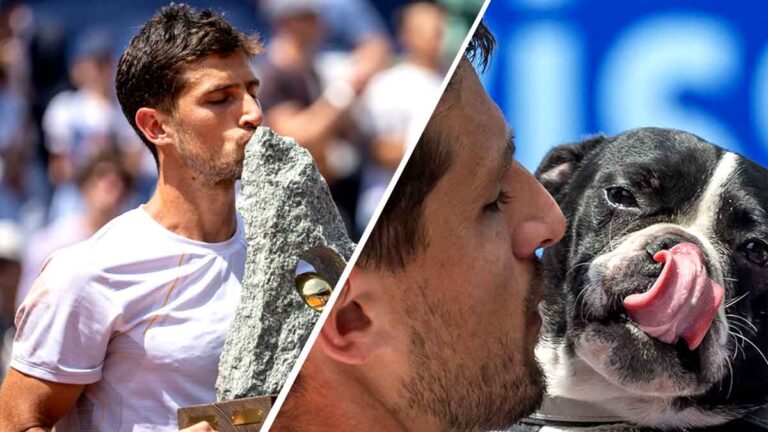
[527,258,546,330]
[529,307,543,330]
[530,257,546,303]
[238,133,253,147]
[235,128,256,147]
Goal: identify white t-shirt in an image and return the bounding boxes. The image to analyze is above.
[11,206,245,431]
[15,215,92,310]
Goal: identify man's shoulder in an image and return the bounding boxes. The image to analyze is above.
[84,207,151,248]
[49,208,162,270]
[91,207,246,260]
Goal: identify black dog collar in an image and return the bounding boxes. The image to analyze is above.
[509,396,768,431]
[511,396,639,431]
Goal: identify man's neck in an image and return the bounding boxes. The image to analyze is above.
[144,172,238,243]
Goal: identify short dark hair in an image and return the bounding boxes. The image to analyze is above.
[115,3,262,166]
[358,22,496,271]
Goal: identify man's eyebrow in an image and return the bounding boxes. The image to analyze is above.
[496,129,515,179]
[507,129,516,157]
[479,129,515,191]
[203,78,261,94]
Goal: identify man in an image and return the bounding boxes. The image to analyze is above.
[0,4,261,431]
[271,24,566,431]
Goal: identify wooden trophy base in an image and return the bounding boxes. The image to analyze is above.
[178,396,274,431]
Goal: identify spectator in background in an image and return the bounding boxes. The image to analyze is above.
[0,61,37,227]
[0,1,46,234]
[15,150,132,310]
[357,2,446,231]
[314,0,391,87]
[0,0,33,98]
[42,28,144,222]
[256,0,386,236]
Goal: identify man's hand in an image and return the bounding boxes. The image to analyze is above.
[0,368,84,432]
[180,421,217,431]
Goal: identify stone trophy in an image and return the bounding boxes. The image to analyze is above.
[177,127,356,430]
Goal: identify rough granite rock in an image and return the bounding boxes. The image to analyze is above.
[216,127,355,400]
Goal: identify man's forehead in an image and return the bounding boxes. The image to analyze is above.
[180,52,257,90]
[439,60,508,153]
[441,59,473,103]
[426,58,512,194]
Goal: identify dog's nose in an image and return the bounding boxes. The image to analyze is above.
[645,233,693,258]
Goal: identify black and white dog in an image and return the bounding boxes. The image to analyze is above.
[522,128,768,431]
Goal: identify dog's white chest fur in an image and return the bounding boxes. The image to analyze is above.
[533,341,731,430]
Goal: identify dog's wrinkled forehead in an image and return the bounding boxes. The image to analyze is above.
[600,129,768,222]
[586,129,723,218]
[538,127,768,243]
[601,128,720,178]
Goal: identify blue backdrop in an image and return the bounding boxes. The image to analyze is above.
[482,0,768,173]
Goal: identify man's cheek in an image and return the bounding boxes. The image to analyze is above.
[478,237,514,275]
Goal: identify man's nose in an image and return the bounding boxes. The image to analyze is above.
[512,171,566,258]
[240,93,263,129]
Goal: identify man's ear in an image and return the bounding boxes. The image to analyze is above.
[315,267,391,365]
[534,134,608,198]
[135,107,174,147]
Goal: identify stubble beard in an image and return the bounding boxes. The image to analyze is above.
[177,133,247,185]
[399,277,546,432]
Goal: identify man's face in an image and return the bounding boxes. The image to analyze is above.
[387,60,566,430]
[167,52,262,184]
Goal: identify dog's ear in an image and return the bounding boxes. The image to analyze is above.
[535,135,608,197]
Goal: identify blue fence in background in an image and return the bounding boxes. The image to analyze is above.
[482,0,768,173]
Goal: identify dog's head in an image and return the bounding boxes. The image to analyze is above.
[537,127,768,423]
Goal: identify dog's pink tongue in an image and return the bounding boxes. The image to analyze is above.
[623,243,724,350]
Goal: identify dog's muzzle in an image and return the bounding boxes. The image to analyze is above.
[623,242,724,350]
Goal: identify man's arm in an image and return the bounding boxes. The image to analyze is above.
[0,369,218,432]
[0,368,84,432]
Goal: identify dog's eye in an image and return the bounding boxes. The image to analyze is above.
[605,186,638,208]
[741,240,768,267]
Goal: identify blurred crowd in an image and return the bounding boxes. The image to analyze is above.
[0,0,483,378]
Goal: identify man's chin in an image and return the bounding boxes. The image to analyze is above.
[211,166,243,185]
[498,357,545,425]
[523,357,546,417]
